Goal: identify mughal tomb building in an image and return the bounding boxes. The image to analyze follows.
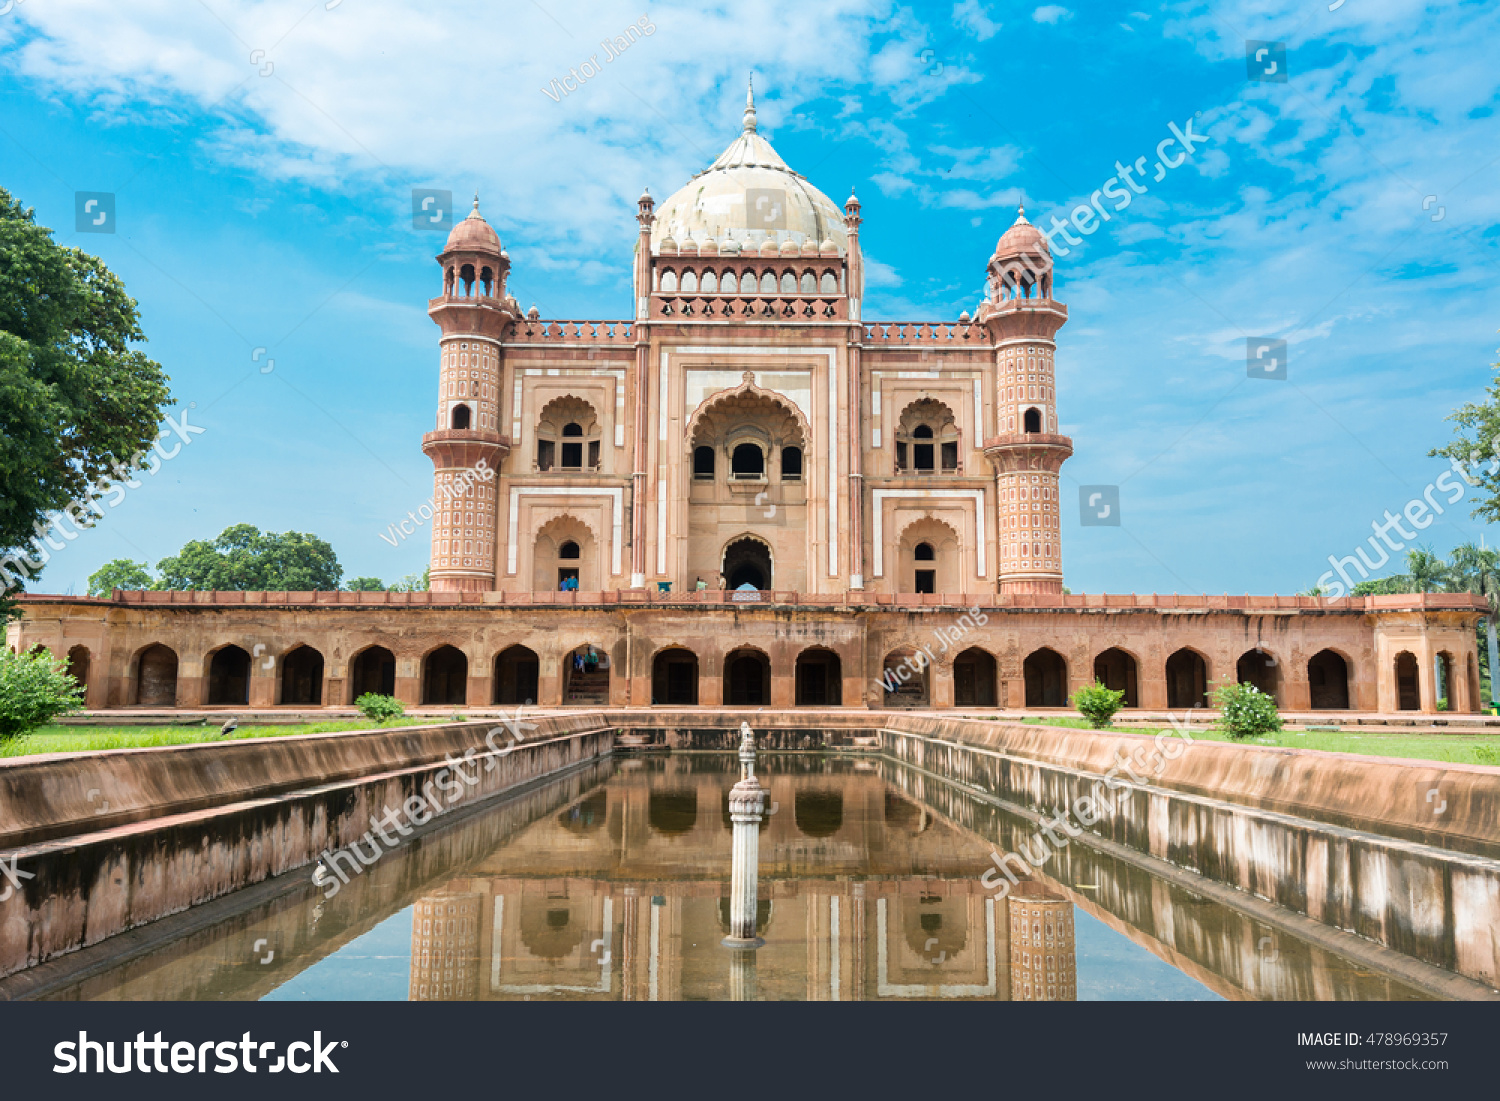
[8,85,1488,715]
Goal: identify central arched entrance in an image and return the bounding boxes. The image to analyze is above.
[493,645,539,705]
[724,647,770,705]
[723,537,772,590]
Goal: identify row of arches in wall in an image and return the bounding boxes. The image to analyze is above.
[62,638,1408,711]
[883,645,1361,710]
[657,268,839,296]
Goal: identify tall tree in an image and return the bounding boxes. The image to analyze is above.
[0,188,173,617]
[1430,351,1500,521]
[1405,547,1450,593]
[155,524,343,591]
[87,558,153,597]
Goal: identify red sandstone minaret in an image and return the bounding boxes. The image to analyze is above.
[423,197,516,592]
[980,206,1072,595]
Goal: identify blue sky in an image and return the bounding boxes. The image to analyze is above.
[3,0,1497,596]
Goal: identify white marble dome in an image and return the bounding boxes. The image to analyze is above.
[649,83,847,256]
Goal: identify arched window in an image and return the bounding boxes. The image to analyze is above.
[779,271,796,294]
[561,422,584,468]
[731,442,764,479]
[661,269,678,293]
[781,446,802,481]
[681,270,698,293]
[1023,407,1042,433]
[693,445,716,479]
[820,271,837,294]
[913,541,936,593]
[913,424,935,471]
[800,272,816,294]
[559,540,580,560]
[451,404,471,430]
[721,271,738,294]
[896,399,959,475]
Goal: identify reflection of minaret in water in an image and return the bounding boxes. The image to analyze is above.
[722,721,766,951]
[410,894,481,1001]
[1007,886,1077,1001]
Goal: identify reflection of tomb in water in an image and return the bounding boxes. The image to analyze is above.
[405,758,1074,1001]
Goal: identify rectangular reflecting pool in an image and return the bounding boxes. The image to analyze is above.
[32,754,1458,1001]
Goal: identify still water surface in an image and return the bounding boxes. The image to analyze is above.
[46,755,1435,1001]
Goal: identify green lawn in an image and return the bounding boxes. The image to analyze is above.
[0,719,429,759]
[1018,716,1500,766]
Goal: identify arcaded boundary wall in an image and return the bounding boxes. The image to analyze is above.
[878,718,1500,987]
[0,716,613,978]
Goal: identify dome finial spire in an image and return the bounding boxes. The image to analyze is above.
[743,73,757,134]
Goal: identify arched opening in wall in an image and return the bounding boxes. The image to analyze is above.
[903,894,969,962]
[882,649,929,707]
[648,790,697,835]
[914,540,936,594]
[730,442,764,479]
[350,645,396,700]
[895,399,959,474]
[795,648,842,706]
[1395,651,1420,710]
[558,789,607,834]
[1236,648,1280,704]
[724,647,770,706]
[913,425,935,471]
[563,643,609,705]
[1468,653,1482,715]
[693,446,715,479]
[207,645,251,706]
[1436,650,1455,710]
[723,536,772,590]
[794,791,844,838]
[898,518,960,595]
[65,645,90,697]
[535,396,601,473]
[450,403,471,430]
[953,647,997,707]
[560,423,584,469]
[653,647,699,705]
[1023,407,1042,434]
[532,516,597,593]
[518,897,586,961]
[1093,648,1138,707]
[1023,648,1068,707]
[279,645,324,705]
[1307,649,1349,710]
[781,446,802,481]
[1165,648,1209,710]
[493,645,539,705]
[135,644,177,707]
[422,645,468,706]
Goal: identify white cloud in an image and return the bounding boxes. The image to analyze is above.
[1032,6,1074,25]
[952,0,1001,41]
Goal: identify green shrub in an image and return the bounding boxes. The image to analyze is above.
[1210,680,1283,740]
[0,648,85,740]
[1474,744,1499,766]
[355,693,405,724]
[1437,697,1449,712]
[1071,681,1127,729]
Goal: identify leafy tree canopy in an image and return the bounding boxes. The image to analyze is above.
[1430,353,1500,522]
[155,524,343,591]
[345,576,388,592]
[0,188,172,616]
[87,558,153,597]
